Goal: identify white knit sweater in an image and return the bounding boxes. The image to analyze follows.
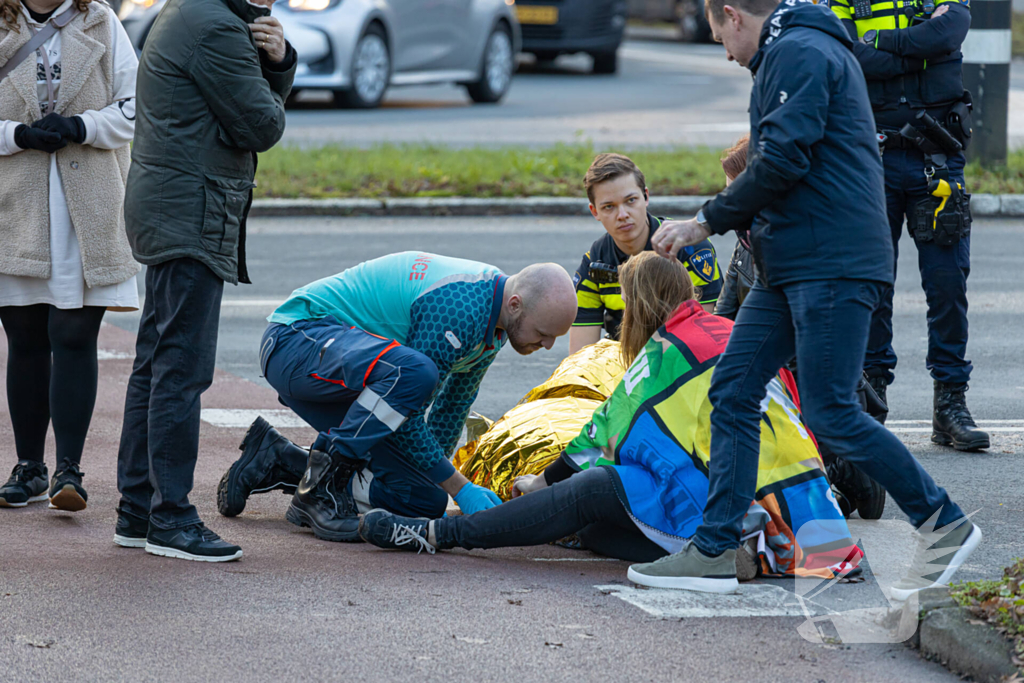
[0,0,138,310]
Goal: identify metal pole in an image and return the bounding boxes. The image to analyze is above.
[961,0,1012,165]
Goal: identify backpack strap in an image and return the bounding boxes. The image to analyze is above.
[0,6,81,85]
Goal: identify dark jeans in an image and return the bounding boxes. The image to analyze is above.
[0,305,106,466]
[866,149,971,385]
[693,279,965,556]
[117,259,223,530]
[433,467,667,563]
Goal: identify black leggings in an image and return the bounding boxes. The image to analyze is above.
[0,304,106,466]
[433,467,669,563]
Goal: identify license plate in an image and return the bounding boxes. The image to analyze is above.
[517,5,558,25]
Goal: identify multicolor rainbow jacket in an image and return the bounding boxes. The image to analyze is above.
[562,301,862,577]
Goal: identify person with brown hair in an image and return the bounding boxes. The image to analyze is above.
[568,153,723,355]
[0,0,139,510]
[713,135,757,321]
[354,253,851,582]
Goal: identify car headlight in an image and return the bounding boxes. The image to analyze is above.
[287,0,341,10]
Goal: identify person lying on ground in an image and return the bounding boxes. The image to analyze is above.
[216,252,578,543]
[568,154,723,355]
[358,253,862,587]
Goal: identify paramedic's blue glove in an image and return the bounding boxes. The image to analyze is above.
[453,482,501,515]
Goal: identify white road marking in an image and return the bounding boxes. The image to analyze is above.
[595,584,833,619]
[97,349,133,360]
[888,419,1024,424]
[532,558,621,562]
[201,409,308,429]
[890,428,1024,433]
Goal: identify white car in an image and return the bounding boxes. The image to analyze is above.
[120,0,520,109]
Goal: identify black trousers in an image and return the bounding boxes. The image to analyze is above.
[0,304,106,467]
[433,467,667,563]
[116,259,223,530]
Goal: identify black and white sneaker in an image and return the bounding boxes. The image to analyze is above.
[113,506,149,548]
[0,461,49,508]
[358,509,435,554]
[145,523,243,563]
[49,461,88,512]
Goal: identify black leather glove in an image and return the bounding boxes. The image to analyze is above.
[14,124,66,153]
[32,112,87,144]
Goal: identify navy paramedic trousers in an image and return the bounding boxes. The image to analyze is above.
[260,318,448,518]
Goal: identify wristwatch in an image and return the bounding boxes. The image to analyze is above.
[695,209,710,230]
[862,29,877,45]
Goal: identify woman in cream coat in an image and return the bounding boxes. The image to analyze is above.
[0,0,138,511]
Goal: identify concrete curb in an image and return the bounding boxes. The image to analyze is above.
[249,195,1024,219]
[912,588,1020,682]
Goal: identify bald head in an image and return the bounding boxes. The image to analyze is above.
[500,263,578,355]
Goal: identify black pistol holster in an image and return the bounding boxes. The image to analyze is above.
[898,110,972,246]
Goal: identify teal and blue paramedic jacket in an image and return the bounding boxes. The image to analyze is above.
[270,252,507,481]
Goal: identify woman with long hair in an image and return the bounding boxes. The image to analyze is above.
[0,0,139,510]
[356,253,858,587]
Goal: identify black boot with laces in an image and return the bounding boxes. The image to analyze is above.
[0,461,49,508]
[49,460,88,512]
[286,449,361,542]
[932,381,989,451]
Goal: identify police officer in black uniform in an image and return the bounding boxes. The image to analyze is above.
[831,0,988,451]
[569,153,723,356]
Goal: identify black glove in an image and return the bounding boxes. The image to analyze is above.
[14,124,66,153]
[32,112,87,145]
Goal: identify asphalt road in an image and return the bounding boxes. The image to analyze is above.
[281,40,1024,150]
[2,216,1019,681]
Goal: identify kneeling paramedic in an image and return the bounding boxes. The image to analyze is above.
[217,252,578,542]
[831,0,987,450]
[569,153,723,355]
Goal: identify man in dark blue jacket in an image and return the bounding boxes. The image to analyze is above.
[627,0,980,597]
[831,0,988,452]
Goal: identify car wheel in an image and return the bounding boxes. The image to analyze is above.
[466,25,514,104]
[676,0,712,43]
[591,51,618,75]
[336,24,390,109]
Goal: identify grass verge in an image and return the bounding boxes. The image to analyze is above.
[255,143,1024,199]
[1014,12,1024,57]
[951,558,1024,669]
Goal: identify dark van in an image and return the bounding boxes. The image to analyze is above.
[516,0,627,74]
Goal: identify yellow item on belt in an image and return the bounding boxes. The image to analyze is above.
[453,340,626,501]
[931,178,952,228]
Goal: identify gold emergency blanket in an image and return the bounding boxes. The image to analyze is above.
[453,340,625,500]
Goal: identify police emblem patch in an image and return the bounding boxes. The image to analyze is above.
[687,248,715,283]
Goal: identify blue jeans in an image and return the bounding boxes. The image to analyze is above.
[866,149,972,385]
[117,259,223,530]
[693,279,964,556]
[261,320,448,518]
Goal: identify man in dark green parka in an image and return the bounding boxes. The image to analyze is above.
[115,0,296,563]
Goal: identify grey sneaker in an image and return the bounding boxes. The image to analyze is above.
[889,518,981,602]
[0,461,49,508]
[627,541,739,593]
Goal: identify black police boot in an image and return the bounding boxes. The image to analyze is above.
[217,416,309,517]
[285,449,361,542]
[864,375,889,424]
[933,381,990,451]
[826,456,886,520]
